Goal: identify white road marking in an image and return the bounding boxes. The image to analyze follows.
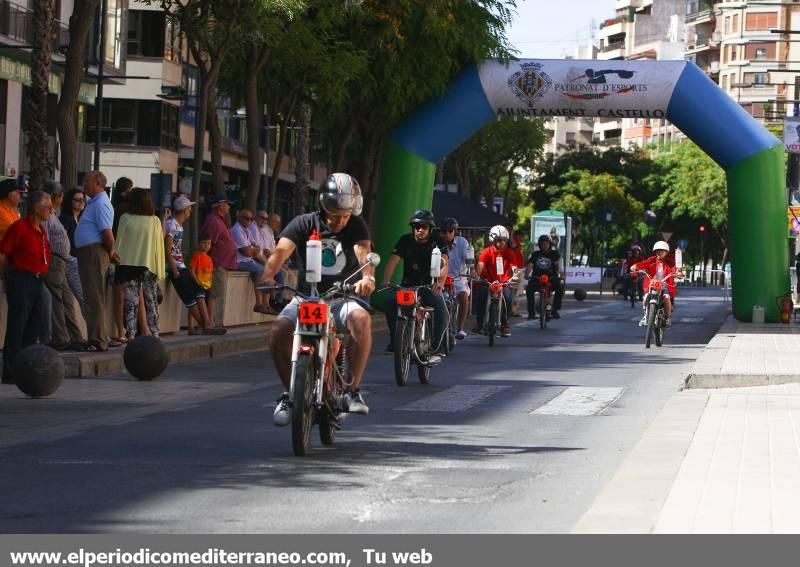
[395,385,510,412]
[531,386,625,416]
[679,317,703,323]
[578,315,609,321]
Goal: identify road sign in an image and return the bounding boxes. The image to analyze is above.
[677,239,688,251]
[661,231,673,241]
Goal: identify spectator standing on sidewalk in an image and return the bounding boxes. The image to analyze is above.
[75,170,120,352]
[115,188,165,340]
[231,208,274,315]
[59,187,86,312]
[42,181,84,350]
[0,178,21,240]
[0,191,52,383]
[165,196,224,336]
[110,177,139,344]
[188,237,215,334]
[200,195,237,326]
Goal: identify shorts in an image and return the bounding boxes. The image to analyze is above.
[209,266,226,300]
[451,276,470,296]
[169,268,202,308]
[278,297,367,330]
[237,261,264,281]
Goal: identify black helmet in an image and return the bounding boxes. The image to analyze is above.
[409,209,435,227]
[538,234,552,246]
[319,173,363,216]
[440,217,458,230]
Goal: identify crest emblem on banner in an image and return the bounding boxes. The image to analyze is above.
[508,62,552,107]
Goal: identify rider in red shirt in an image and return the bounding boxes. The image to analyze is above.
[630,240,678,327]
[474,225,521,337]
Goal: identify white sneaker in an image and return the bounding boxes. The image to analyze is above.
[638,315,647,327]
[273,393,292,426]
[455,330,467,340]
[343,389,369,415]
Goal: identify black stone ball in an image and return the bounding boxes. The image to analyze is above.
[123,336,169,381]
[574,288,588,302]
[14,345,65,398]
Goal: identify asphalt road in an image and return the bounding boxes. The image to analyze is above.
[0,289,728,533]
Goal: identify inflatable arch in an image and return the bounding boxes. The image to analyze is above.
[373,60,788,322]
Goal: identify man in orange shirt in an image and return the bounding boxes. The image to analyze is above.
[0,179,22,240]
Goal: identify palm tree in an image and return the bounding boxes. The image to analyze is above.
[27,0,55,191]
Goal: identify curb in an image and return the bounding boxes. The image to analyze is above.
[62,316,390,379]
[684,373,800,389]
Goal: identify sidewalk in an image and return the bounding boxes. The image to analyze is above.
[60,314,390,379]
[575,314,800,534]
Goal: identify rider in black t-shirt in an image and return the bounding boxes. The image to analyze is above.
[380,209,449,363]
[526,234,564,319]
[262,173,376,425]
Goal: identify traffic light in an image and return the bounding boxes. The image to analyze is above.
[699,225,706,233]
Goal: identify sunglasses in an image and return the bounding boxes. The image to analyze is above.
[440,228,455,233]
[412,223,429,231]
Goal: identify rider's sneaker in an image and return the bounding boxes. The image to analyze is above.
[426,354,443,365]
[455,330,467,340]
[273,393,292,426]
[551,310,561,319]
[500,326,511,337]
[638,315,647,327]
[665,317,672,328]
[343,389,369,415]
[383,343,394,355]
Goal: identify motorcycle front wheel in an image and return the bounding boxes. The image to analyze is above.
[645,303,656,349]
[487,301,498,347]
[292,352,317,456]
[394,319,411,386]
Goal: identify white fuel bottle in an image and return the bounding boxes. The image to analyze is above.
[306,229,322,283]
[430,247,442,278]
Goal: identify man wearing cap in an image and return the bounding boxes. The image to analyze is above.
[42,181,84,350]
[165,195,225,335]
[75,170,119,352]
[200,194,237,326]
[0,178,22,241]
[0,191,52,383]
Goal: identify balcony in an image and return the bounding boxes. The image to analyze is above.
[0,0,70,51]
[602,39,626,53]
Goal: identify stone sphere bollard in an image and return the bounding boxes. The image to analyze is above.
[573,288,587,302]
[123,336,169,381]
[14,345,65,398]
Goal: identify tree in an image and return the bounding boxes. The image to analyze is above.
[448,116,545,223]
[27,0,55,191]
[548,169,645,265]
[57,0,102,189]
[648,141,728,266]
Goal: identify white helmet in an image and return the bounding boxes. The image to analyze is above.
[489,225,509,242]
[653,241,670,252]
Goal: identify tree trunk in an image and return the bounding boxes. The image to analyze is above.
[268,115,292,213]
[207,103,225,196]
[293,102,311,215]
[28,0,55,191]
[57,0,101,188]
[244,44,270,212]
[334,120,356,171]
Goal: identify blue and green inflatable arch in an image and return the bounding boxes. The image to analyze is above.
[373,59,788,322]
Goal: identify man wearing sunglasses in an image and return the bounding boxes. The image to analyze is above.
[380,209,449,362]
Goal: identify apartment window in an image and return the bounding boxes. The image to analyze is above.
[86,100,175,148]
[731,45,737,62]
[725,15,730,34]
[745,43,774,60]
[722,74,729,90]
[161,104,179,150]
[745,72,768,86]
[745,12,778,31]
[128,11,167,58]
[164,18,181,62]
[732,14,739,33]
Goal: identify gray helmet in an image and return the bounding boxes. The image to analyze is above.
[319,173,363,216]
[409,209,435,227]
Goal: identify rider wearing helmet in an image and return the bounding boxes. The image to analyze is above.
[474,225,521,337]
[381,209,449,362]
[630,240,677,327]
[624,244,646,301]
[439,217,471,340]
[526,234,564,319]
[264,173,375,425]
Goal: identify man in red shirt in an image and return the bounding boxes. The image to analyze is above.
[0,191,52,384]
[200,195,237,327]
[473,225,521,337]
